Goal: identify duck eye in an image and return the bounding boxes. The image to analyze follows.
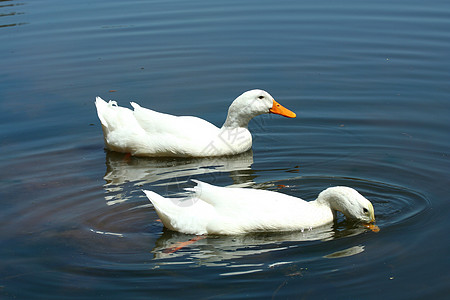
[258,96,264,99]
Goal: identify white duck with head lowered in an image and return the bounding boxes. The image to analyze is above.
[95,89,296,157]
[143,180,377,235]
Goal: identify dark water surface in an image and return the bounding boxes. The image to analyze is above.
[1,0,449,298]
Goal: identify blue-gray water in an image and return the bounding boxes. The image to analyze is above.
[1,0,449,298]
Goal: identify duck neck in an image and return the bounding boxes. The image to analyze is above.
[222,105,255,129]
[316,189,350,217]
[222,115,251,129]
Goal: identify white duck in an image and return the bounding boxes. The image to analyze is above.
[95,90,296,157]
[143,180,376,235]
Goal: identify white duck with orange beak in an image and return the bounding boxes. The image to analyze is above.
[95,90,296,157]
[143,180,377,235]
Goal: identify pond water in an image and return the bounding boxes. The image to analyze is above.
[1,0,449,298]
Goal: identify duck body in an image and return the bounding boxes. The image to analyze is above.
[144,180,376,235]
[95,90,295,157]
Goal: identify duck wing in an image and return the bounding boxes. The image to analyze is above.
[187,180,301,209]
[131,102,219,138]
[184,180,314,234]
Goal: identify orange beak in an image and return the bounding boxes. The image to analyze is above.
[269,99,296,118]
[364,223,380,233]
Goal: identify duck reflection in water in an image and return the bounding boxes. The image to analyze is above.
[101,150,256,206]
[151,223,371,264]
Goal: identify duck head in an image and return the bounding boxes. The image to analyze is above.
[318,186,376,224]
[222,89,296,128]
